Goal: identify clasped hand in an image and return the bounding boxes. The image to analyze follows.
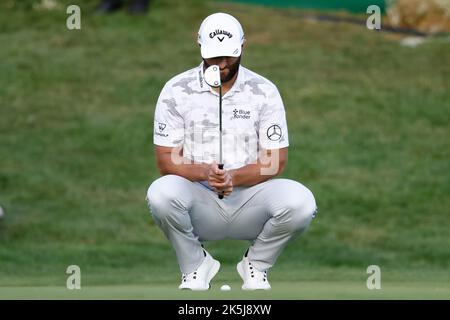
[207,163,233,197]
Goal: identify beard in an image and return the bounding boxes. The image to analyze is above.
[203,56,241,84]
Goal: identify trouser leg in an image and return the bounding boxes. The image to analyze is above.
[146,174,228,273]
[226,179,317,271]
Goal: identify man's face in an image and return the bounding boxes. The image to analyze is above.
[203,55,241,84]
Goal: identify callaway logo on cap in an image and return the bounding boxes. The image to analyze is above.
[198,13,245,59]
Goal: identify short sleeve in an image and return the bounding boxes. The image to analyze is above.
[258,86,289,150]
[153,83,184,147]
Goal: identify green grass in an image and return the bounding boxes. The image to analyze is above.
[1,281,450,300]
[0,0,449,299]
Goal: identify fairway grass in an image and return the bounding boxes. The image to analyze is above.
[1,281,449,300]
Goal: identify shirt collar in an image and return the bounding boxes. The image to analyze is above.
[197,62,210,92]
[197,62,246,94]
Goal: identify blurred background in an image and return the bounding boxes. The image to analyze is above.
[0,0,449,298]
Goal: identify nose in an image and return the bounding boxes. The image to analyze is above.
[217,57,228,69]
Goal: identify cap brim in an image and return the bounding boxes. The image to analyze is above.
[201,44,241,59]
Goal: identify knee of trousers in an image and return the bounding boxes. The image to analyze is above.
[272,180,317,233]
[146,174,192,220]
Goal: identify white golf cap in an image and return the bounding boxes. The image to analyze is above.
[198,13,245,59]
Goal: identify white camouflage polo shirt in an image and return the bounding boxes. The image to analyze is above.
[153,63,289,170]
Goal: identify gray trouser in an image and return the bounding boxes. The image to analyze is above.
[146,175,317,274]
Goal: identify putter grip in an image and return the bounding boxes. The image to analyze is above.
[218,164,224,199]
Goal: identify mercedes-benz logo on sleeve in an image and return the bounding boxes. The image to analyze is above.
[267,124,282,141]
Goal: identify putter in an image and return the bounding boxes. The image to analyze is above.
[203,65,225,199]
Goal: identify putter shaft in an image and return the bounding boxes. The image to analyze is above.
[218,85,224,199]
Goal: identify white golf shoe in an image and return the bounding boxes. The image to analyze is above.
[237,257,271,290]
[178,251,220,291]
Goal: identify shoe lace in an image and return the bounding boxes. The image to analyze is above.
[248,260,268,282]
[181,271,198,282]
